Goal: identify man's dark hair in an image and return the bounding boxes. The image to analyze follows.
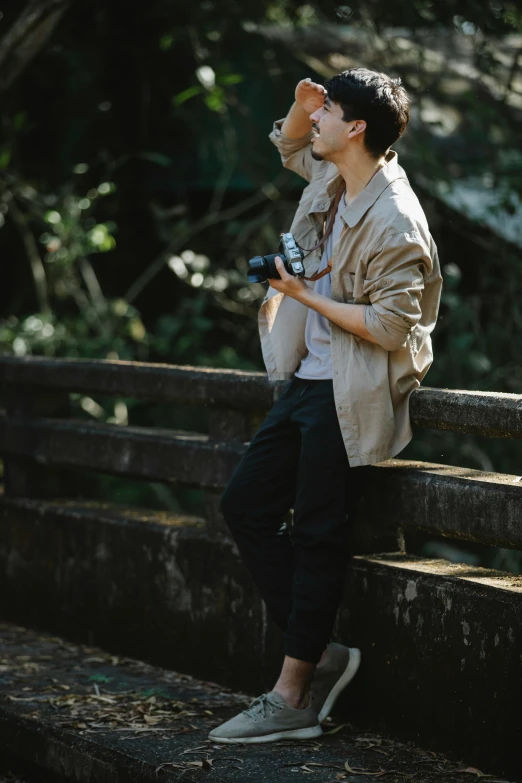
[325,68,410,157]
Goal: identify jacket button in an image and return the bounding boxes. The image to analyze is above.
[318,202,326,210]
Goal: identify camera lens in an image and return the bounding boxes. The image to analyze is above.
[247,255,269,283]
[247,253,285,282]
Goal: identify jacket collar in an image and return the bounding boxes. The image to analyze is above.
[311,150,408,228]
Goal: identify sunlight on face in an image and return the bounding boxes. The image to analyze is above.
[310,97,355,161]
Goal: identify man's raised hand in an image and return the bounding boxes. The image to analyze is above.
[280,78,326,142]
[295,78,327,116]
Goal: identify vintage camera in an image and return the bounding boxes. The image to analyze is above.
[247,233,305,283]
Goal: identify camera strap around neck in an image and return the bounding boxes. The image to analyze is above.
[300,182,347,281]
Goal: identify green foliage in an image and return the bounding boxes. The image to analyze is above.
[0,167,149,362]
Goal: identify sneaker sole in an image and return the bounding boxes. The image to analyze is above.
[318,647,361,723]
[208,724,323,744]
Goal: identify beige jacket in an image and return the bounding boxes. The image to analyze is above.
[259,120,443,467]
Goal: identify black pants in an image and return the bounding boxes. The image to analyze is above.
[220,376,368,664]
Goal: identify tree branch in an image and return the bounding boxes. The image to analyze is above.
[77,256,109,316]
[504,45,522,99]
[124,176,286,304]
[0,0,70,94]
[9,196,50,314]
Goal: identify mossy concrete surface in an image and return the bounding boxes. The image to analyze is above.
[0,623,514,783]
[1,498,522,778]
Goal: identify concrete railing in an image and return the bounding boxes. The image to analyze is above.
[0,355,521,777]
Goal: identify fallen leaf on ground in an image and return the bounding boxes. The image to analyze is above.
[355,737,383,746]
[345,761,393,776]
[155,760,213,774]
[143,714,162,724]
[322,723,350,736]
[302,763,344,770]
[155,755,243,775]
[283,762,343,771]
[457,768,492,777]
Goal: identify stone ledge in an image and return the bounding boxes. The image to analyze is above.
[341,554,522,777]
[0,417,245,490]
[0,497,282,695]
[365,460,522,550]
[3,432,522,553]
[2,356,522,439]
[0,356,274,409]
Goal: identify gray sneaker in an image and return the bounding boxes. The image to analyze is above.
[208,691,323,744]
[312,643,361,723]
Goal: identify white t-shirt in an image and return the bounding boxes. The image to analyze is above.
[295,192,346,380]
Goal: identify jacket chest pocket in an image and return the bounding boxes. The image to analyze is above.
[291,183,316,235]
[348,273,370,304]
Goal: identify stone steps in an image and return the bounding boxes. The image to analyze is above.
[1,622,513,783]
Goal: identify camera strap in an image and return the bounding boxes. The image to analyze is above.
[300,182,346,282]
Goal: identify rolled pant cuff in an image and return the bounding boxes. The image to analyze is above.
[284,641,325,665]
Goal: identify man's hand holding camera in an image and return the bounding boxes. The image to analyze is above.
[268,256,310,300]
[268,256,377,345]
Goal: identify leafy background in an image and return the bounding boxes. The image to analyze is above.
[1,0,522,570]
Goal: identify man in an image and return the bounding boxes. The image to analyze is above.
[209,68,442,744]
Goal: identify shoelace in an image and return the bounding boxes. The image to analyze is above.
[243,693,284,722]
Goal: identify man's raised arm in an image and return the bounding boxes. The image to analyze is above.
[281,78,326,138]
[269,78,326,183]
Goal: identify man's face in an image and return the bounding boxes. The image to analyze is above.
[309,97,352,161]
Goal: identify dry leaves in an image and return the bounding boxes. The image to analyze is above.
[345,761,394,777]
[7,685,213,739]
[156,759,214,774]
[285,762,345,773]
[155,755,243,777]
[284,760,397,777]
[322,723,350,736]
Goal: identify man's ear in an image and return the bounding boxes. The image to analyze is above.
[349,120,366,136]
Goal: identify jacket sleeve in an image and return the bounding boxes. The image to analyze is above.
[363,230,433,352]
[269,118,315,183]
